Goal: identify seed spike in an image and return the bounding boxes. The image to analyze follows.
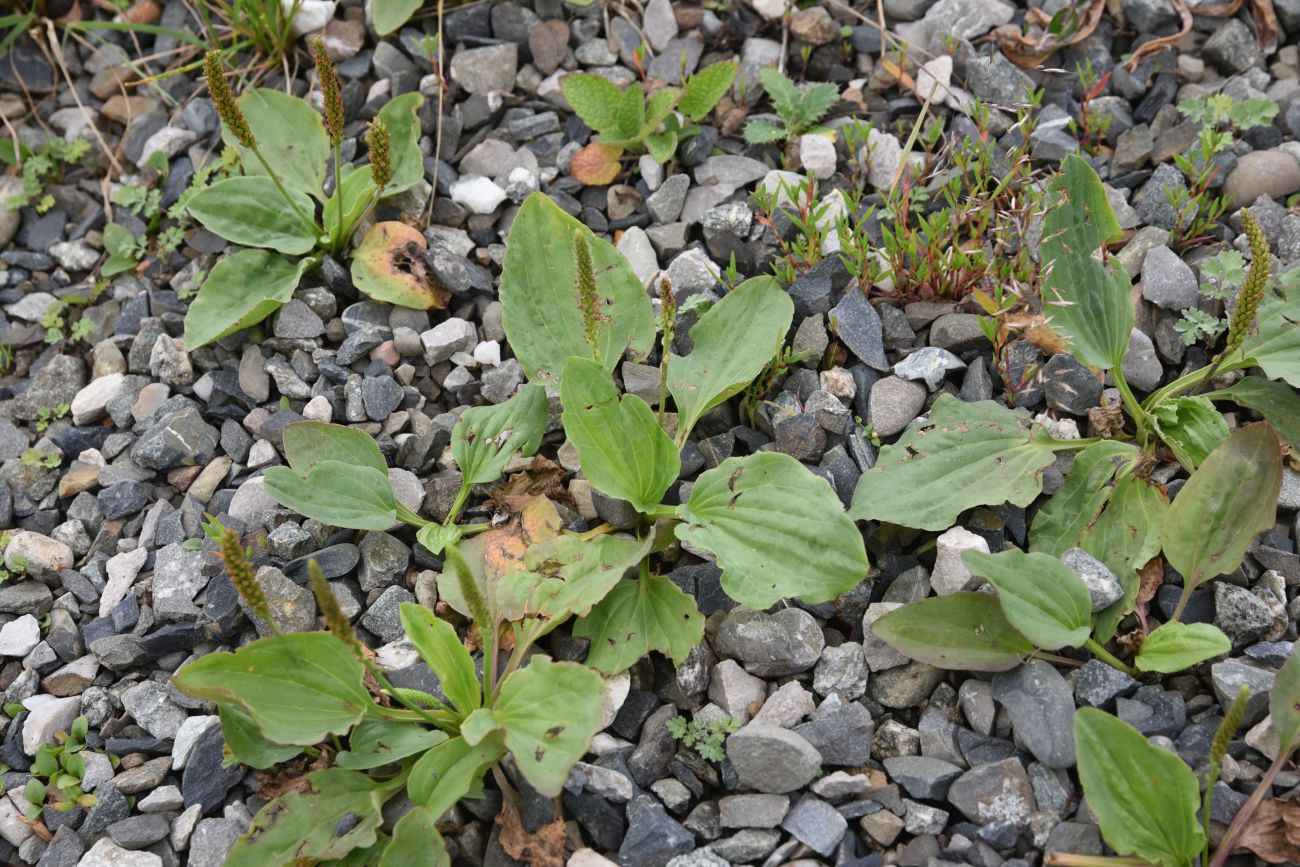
[367,118,392,190]
[574,230,601,353]
[204,50,255,150]
[312,37,345,147]
[308,559,364,657]
[1223,209,1269,358]
[209,518,277,635]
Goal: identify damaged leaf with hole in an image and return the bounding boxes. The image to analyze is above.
[350,221,451,309]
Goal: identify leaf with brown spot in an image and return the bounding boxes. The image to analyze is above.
[351,221,450,310]
[570,142,623,185]
[1133,555,1164,634]
[497,797,566,867]
[490,456,569,513]
[480,497,561,583]
[1237,799,1300,863]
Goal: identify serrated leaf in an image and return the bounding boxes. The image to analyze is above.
[1135,622,1231,673]
[173,633,373,745]
[964,550,1092,650]
[575,574,704,673]
[1074,708,1204,867]
[759,67,800,124]
[1271,649,1300,751]
[640,87,680,140]
[407,735,500,815]
[645,131,677,164]
[615,82,646,141]
[378,806,449,867]
[283,421,389,474]
[452,383,547,486]
[334,720,448,771]
[679,61,736,121]
[1029,440,1135,555]
[495,657,604,796]
[500,193,656,380]
[743,120,788,145]
[1216,376,1300,447]
[850,395,1059,531]
[183,249,312,350]
[1162,423,1281,592]
[668,276,793,443]
[223,88,329,200]
[677,452,868,609]
[794,82,839,129]
[870,593,1036,671]
[570,142,624,185]
[1040,154,1134,370]
[187,176,319,255]
[1152,395,1229,469]
[560,73,624,134]
[263,462,398,530]
[560,357,678,513]
[399,603,480,714]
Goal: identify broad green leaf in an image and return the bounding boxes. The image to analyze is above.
[219,705,303,769]
[561,357,678,512]
[378,806,448,867]
[187,176,319,255]
[227,769,400,866]
[1216,376,1300,447]
[668,276,793,442]
[452,383,547,485]
[679,61,737,121]
[460,709,501,746]
[500,193,656,380]
[399,603,480,713]
[1135,622,1231,673]
[1236,279,1300,388]
[645,131,677,163]
[870,593,1036,671]
[1074,708,1204,867]
[224,88,329,200]
[614,82,645,141]
[575,574,705,673]
[1162,423,1281,592]
[173,633,373,745]
[407,735,500,815]
[678,452,868,609]
[560,73,624,134]
[283,421,389,474]
[101,223,140,277]
[183,249,312,350]
[964,550,1092,650]
[416,523,462,556]
[495,657,604,796]
[1152,395,1229,469]
[263,462,399,531]
[1271,648,1300,751]
[1030,440,1135,555]
[372,0,422,35]
[850,395,1059,531]
[510,533,654,626]
[1040,154,1134,370]
[376,92,425,196]
[334,720,448,770]
[325,164,379,244]
[1084,469,1169,642]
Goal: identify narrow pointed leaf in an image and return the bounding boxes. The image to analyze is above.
[452,383,547,485]
[187,176,319,255]
[334,720,448,770]
[678,452,868,609]
[283,421,389,474]
[1030,440,1135,555]
[574,574,705,673]
[500,193,655,380]
[1135,622,1231,673]
[1074,708,1204,867]
[869,593,1035,671]
[173,633,372,745]
[850,395,1059,531]
[1216,376,1300,447]
[183,249,312,350]
[407,735,500,814]
[561,357,678,512]
[964,549,1092,650]
[223,88,329,199]
[494,657,604,796]
[262,462,398,530]
[1161,423,1281,592]
[399,603,480,713]
[668,276,793,441]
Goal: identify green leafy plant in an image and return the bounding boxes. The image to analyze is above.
[666,714,741,762]
[34,403,69,433]
[0,137,91,214]
[183,46,429,350]
[858,155,1297,673]
[562,61,737,180]
[21,448,60,470]
[744,67,838,145]
[23,716,103,818]
[1048,650,1300,867]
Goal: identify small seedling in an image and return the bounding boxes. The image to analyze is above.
[667,714,741,762]
[23,716,102,818]
[34,403,69,433]
[0,138,91,214]
[744,68,838,146]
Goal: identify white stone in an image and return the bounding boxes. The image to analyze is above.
[71,372,126,425]
[600,670,631,729]
[616,226,660,287]
[122,681,187,739]
[569,849,620,867]
[247,439,278,468]
[21,695,81,756]
[138,785,185,813]
[757,169,806,207]
[799,133,838,180]
[449,175,507,215]
[285,0,335,37]
[639,154,664,191]
[228,477,281,526]
[302,395,333,422]
[421,318,478,364]
[865,127,903,191]
[916,55,954,106]
[388,468,424,517]
[862,602,910,671]
[80,750,114,792]
[0,615,40,657]
[79,837,164,867]
[101,546,149,616]
[931,526,990,596]
[750,0,789,21]
[48,240,99,271]
[139,126,200,167]
[172,715,220,770]
[171,803,202,851]
[0,794,31,846]
[472,341,501,367]
[4,530,74,580]
[4,291,57,323]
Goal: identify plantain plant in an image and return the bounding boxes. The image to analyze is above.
[183,45,432,351]
[856,154,1298,675]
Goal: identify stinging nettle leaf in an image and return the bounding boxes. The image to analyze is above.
[494,657,604,797]
[574,573,705,674]
[187,176,319,255]
[561,357,679,513]
[668,276,793,444]
[1074,708,1204,867]
[452,383,547,486]
[677,452,868,609]
[399,603,480,714]
[870,593,1036,671]
[1135,621,1231,673]
[1161,423,1281,593]
[963,549,1092,650]
[263,462,399,531]
[183,249,313,350]
[850,395,1059,532]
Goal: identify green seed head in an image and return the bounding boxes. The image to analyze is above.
[204,50,256,150]
[312,37,345,147]
[367,118,392,190]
